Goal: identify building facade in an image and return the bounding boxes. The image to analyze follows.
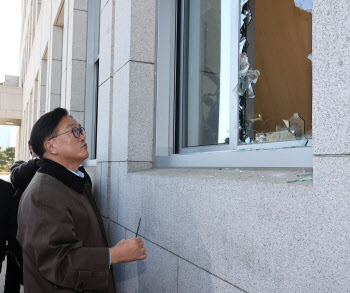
[16,0,350,292]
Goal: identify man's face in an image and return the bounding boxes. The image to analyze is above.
[48,116,89,164]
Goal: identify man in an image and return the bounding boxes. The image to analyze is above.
[11,140,90,204]
[11,141,42,204]
[17,108,146,292]
[10,141,42,287]
[11,141,92,288]
[0,178,20,292]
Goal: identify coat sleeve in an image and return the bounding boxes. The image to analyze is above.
[17,183,110,292]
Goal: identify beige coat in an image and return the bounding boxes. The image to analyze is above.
[17,164,116,293]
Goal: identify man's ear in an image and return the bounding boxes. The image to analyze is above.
[44,140,58,155]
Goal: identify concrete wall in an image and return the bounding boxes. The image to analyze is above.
[18,0,350,292]
[0,85,23,124]
[93,0,350,292]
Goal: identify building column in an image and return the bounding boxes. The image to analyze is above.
[312,0,350,291]
[63,0,88,125]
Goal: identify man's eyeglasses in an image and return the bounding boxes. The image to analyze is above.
[48,127,86,141]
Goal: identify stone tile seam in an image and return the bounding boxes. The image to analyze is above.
[95,160,152,163]
[67,59,87,66]
[106,162,112,219]
[314,154,350,157]
[110,219,249,293]
[176,257,179,293]
[72,8,88,13]
[113,59,155,76]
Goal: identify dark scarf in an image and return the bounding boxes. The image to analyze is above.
[38,159,87,193]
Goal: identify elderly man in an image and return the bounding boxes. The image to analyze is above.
[17,108,146,292]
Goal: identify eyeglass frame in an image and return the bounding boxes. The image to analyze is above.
[48,126,86,141]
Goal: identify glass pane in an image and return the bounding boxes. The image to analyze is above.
[181,0,227,148]
[238,0,312,144]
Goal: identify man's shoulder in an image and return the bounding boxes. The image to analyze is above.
[10,160,25,171]
[24,172,68,198]
[0,178,12,189]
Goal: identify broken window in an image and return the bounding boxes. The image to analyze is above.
[239,0,312,144]
[175,0,312,152]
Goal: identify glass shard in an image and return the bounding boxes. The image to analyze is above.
[241,0,249,8]
[289,113,305,137]
[238,53,260,99]
[288,171,313,183]
[241,114,310,144]
[305,128,312,138]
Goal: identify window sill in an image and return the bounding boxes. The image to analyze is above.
[155,146,312,168]
[131,166,313,187]
[83,159,97,167]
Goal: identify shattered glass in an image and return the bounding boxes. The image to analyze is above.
[238,53,260,99]
[288,171,313,183]
[241,112,307,144]
[239,37,246,54]
[305,128,312,139]
[289,112,305,137]
[241,0,249,7]
[238,0,312,145]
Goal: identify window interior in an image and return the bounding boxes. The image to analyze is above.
[239,0,312,144]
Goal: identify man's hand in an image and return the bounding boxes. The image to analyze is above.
[110,237,147,264]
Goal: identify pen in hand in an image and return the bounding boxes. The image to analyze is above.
[136,218,141,237]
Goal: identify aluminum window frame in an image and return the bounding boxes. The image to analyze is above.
[85,0,101,160]
[154,0,312,168]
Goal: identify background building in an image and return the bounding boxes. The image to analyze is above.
[7,0,350,292]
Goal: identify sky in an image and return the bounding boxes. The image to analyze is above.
[0,125,17,148]
[0,0,21,83]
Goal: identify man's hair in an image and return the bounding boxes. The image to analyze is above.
[28,139,32,146]
[30,108,69,158]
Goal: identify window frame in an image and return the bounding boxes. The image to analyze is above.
[85,0,101,160]
[154,0,312,168]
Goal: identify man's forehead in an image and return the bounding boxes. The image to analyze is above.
[65,122,80,129]
[58,116,79,129]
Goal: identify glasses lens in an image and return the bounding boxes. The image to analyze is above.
[72,127,80,138]
[80,127,86,137]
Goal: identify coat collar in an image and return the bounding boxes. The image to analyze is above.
[38,159,86,193]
